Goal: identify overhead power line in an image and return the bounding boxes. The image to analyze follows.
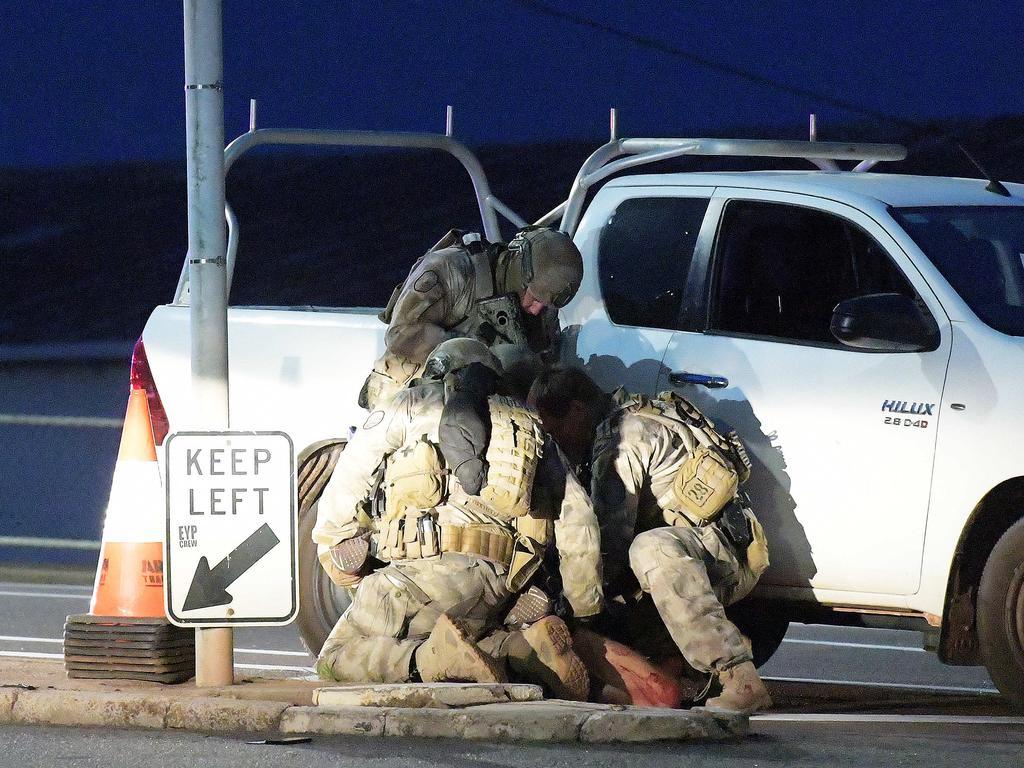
[511,0,914,128]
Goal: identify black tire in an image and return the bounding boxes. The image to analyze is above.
[295,439,352,659]
[726,598,789,668]
[977,518,1024,711]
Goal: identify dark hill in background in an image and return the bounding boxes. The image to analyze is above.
[3,116,1024,345]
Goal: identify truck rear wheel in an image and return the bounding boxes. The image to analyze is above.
[295,440,351,659]
[977,518,1024,710]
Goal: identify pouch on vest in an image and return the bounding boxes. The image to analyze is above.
[514,513,553,547]
[505,535,543,593]
[718,499,753,551]
[480,396,543,519]
[670,445,739,525]
[379,516,406,561]
[384,436,447,519]
[658,391,752,484]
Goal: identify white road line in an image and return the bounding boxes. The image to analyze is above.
[782,638,925,653]
[235,649,309,658]
[0,636,308,659]
[0,536,101,550]
[0,636,62,644]
[0,414,122,429]
[0,590,91,600]
[764,675,999,695]
[0,650,62,660]
[754,714,1024,725]
[0,584,91,592]
[236,663,313,673]
[0,648,312,674]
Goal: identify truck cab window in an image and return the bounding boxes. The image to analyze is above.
[711,200,920,345]
[598,196,710,330]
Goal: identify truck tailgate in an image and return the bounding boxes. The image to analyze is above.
[143,304,384,452]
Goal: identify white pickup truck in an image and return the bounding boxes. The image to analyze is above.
[137,127,1024,707]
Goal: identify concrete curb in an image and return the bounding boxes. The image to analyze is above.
[0,685,745,742]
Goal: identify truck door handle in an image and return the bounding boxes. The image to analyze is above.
[669,371,729,389]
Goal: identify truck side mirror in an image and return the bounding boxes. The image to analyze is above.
[830,293,940,352]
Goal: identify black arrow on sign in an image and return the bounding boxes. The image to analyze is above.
[182,523,281,611]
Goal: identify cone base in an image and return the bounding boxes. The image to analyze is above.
[89,541,166,618]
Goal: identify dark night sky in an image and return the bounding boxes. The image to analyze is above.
[3,0,1024,168]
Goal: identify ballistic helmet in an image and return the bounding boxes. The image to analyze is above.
[505,227,583,308]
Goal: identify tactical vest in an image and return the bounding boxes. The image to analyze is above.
[376,395,547,591]
[480,395,545,519]
[618,392,752,527]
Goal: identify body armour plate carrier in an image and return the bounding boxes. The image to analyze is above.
[621,392,752,526]
[375,397,547,591]
[382,395,544,523]
[480,395,544,520]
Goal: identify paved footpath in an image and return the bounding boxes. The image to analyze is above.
[0,658,745,743]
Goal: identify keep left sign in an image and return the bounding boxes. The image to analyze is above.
[164,431,297,627]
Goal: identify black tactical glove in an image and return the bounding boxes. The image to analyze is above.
[550,592,574,623]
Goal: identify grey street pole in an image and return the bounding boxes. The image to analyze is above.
[183,0,233,687]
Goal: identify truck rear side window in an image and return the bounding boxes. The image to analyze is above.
[893,206,1024,337]
[598,196,710,330]
[711,200,920,346]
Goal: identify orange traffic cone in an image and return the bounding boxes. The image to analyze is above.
[65,387,194,683]
[88,387,166,617]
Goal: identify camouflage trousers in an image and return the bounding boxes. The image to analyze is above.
[316,552,511,683]
[628,524,758,674]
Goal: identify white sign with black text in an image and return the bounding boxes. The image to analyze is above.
[164,431,297,627]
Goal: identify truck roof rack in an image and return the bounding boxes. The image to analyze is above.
[172,102,909,301]
[548,136,908,235]
[175,104,528,303]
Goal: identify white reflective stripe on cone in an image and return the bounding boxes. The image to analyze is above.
[100,459,165,541]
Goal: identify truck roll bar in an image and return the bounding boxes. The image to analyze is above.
[174,123,527,304]
[556,137,908,236]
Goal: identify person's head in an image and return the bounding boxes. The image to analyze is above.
[498,227,583,316]
[528,366,606,463]
[423,338,503,380]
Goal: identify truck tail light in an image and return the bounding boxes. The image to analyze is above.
[129,336,170,446]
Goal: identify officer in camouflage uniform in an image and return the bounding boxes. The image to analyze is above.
[360,226,583,409]
[315,341,602,699]
[529,368,773,714]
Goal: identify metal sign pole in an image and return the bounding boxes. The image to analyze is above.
[183,0,233,687]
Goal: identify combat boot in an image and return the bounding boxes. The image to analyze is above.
[702,661,772,714]
[415,614,507,684]
[504,616,589,701]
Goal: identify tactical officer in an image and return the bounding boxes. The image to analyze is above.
[314,340,602,699]
[359,226,584,409]
[529,368,773,714]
